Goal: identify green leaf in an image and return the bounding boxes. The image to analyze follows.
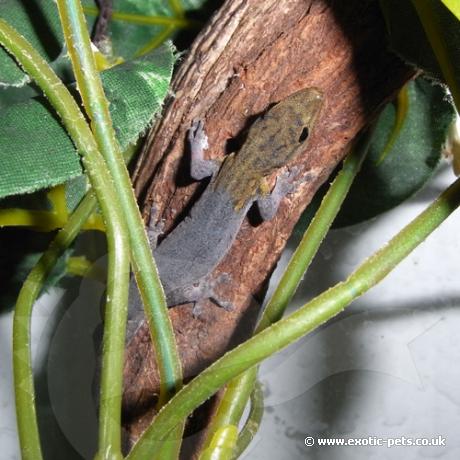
[0,0,205,87]
[0,43,174,199]
[333,77,455,227]
[380,0,460,88]
[82,0,205,58]
[0,96,83,198]
[101,43,174,148]
[0,0,64,86]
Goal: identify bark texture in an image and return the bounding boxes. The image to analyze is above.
[123,0,414,448]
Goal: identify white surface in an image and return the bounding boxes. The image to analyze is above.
[245,164,460,459]
[1,165,460,459]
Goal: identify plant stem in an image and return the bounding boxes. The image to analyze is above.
[56,0,182,403]
[0,19,130,460]
[127,168,460,460]
[411,0,460,111]
[440,0,460,19]
[258,133,371,331]
[232,381,264,459]
[12,193,96,460]
[198,128,372,460]
[56,1,184,457]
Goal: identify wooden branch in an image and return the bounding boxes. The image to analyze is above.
[122,0,414,448]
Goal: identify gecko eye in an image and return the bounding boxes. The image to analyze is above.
[298,127,309,142]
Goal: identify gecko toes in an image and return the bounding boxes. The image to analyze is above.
[188,119,208,149]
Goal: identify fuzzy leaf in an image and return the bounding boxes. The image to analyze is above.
[82,0,205,58]
[0,44,174,199]
[334,78,455,227]
[0,0,64,86]
[0,0,205,87]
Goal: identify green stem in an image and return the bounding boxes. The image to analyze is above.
[0,19,130,460]
[152,425,185,460]
[411,0,460,111]
[232,381,264,460]
[258,132,371,331]
[440,0,460,19]
[56,0,182,403]
[375,84,409,166]
[199,380,264,460]
[12,193,96,460]
[128,164,460,460]
[56,2,183,457]
[199,129,372,460]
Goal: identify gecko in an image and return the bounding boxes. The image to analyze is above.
[126,88,323,342]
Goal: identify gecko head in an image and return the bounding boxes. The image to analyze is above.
[276,87,324,127]
[246,88,324,173]
[268,87,323,148]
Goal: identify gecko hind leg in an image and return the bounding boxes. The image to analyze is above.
[191,272,233,317]
[147,204,166,249]
[188,119,221,180]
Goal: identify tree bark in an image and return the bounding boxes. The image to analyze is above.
[123,0,414,449]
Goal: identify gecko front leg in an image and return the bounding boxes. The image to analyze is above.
[188,119,222,180]
[257,167,301,221]
[257,167,320,221]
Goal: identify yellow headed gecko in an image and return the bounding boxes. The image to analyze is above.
[127,88,323,338]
